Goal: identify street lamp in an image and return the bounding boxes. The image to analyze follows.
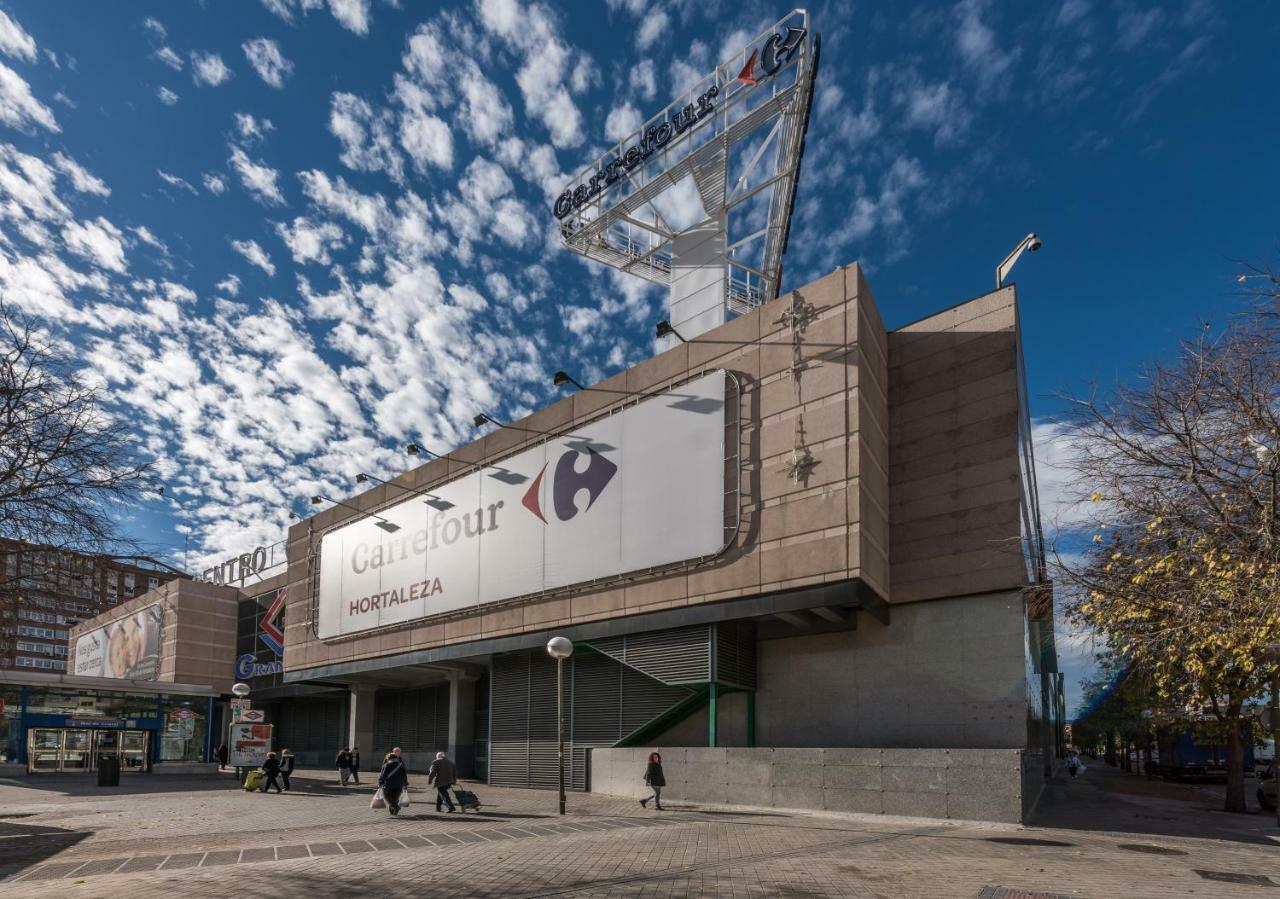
[655,320,687,343]
[553,370,585,391]
[546,636,574,815]
[995,232,1042,288]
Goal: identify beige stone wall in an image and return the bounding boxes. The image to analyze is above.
[284,263,894,673]
[887,287,1029,604]
[67,578,240,692]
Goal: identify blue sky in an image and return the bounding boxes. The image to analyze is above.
[1,1,1276,712]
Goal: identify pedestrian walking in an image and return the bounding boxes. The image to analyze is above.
[427,751,457,812]
[640,752,665,810]
[260,751,284,794]
[1067,750,1085,778]
[377,751,409,816]
[335,747,353,785]
[280,748,295,791]
[216,742,228,771]
[349,746,361,784]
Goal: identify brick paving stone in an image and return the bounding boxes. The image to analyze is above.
[306,843,342,856]
[275,845,310,860]
[157,852,204,869]
[240,848,276,863]
[201,849,241,867]
[369,838,404,850]
[66,858,127,876]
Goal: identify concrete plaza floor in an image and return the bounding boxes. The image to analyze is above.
[0,763,1277,897]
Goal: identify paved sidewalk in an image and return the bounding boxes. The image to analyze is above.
[0,765,1276,897]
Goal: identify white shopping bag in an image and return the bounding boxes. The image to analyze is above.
[370,788,386,809]
[400,786,411,807]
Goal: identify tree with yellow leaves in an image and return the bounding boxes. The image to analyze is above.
[1057,296,1280,813]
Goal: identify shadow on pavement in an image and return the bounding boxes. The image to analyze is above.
[0,820,89,881]
[1029,761,1279,847]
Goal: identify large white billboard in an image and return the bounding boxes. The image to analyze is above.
[317,370,728,639]
[73,604,162,679]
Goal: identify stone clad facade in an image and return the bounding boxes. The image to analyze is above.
[276,260,1060,821]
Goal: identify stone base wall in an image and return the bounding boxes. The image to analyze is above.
[590,746,1026,824]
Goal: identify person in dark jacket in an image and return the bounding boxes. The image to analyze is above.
[260,752,283,794]
[427,751,457,812]
[280,748,296,791]
[216,743,229,770]
[377,751,409,815]
[640,752,665,810]
[349,746,361,784]
[335,747,352,785]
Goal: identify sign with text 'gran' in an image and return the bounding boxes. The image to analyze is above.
[316,371,728,639]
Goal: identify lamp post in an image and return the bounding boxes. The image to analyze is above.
[546,636,574,815]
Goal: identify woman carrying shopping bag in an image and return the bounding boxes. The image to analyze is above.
[375,750,410,816]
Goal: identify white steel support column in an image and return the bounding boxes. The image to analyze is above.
[348,685,376,758]
[668,216,727,341]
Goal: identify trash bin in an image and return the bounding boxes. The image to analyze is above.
[97,756,120,787]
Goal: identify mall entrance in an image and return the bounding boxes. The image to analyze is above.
[27,728,151,773]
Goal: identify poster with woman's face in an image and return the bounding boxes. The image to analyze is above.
[73,605,162,679]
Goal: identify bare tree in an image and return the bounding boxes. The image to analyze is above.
[1055,300,1280,814]
[0,301,154,550]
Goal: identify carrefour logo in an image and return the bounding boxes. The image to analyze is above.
[521,446,618,524]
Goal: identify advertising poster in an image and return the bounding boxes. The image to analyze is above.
[73,604,162,679]
[228,723,273,767]
[317,370,728,638]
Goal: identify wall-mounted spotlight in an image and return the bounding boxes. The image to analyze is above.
[309,494,401,533]
[553,370,585,391]
[355,472,454,512]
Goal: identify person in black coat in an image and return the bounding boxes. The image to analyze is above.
[216,743,229,770]
[349,746,361,784]
[377,751,409,816]
[335,747,352,785]
[260,752,283,794]
[280,749,296,791]
[640,752,665,810]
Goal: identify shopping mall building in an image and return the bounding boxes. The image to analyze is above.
[9,263,1061,822]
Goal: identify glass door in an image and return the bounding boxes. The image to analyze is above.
[28,729,63,772]
[62,730,92,772]
[120,731,149,771]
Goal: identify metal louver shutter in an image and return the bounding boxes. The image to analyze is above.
[588,626,713,684]
[489,653,531,787]
[713,621,757,689]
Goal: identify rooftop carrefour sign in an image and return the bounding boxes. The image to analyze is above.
[552,21,808,222]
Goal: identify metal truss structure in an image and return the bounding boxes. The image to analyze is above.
[555,9,819,338]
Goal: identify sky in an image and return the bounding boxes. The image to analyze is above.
[1,1,1277,714]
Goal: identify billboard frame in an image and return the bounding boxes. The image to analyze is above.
[306,368,743,641]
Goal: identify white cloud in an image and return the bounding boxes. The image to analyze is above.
[327,0,370,35]
[398,98,453,173]
[154,46,183,70]
[297,169,388,234]
[231,238,275,275]
[62,216,128,273]
[476,0,587,148]
[636,10,667,51]
[903,80,969,145]
[190,51,232,87]
[329,92,403,181]
[242,37,293,89]
[234,112,275,143]
[1116,8,1163,50]
[0,9,36,62]
[202,172,227,194]
[141,17,166,40]
[632,58,656,101]
[0,62,59,133]
[954,0,1020,89]
[216,273,241,296]
[228,145,284,205]
[132,225,168,254]
[157,86,179,105]
[604,102,641,143]
[276,216,346,265]
[157,169,197,194]
[52,152,109,196]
